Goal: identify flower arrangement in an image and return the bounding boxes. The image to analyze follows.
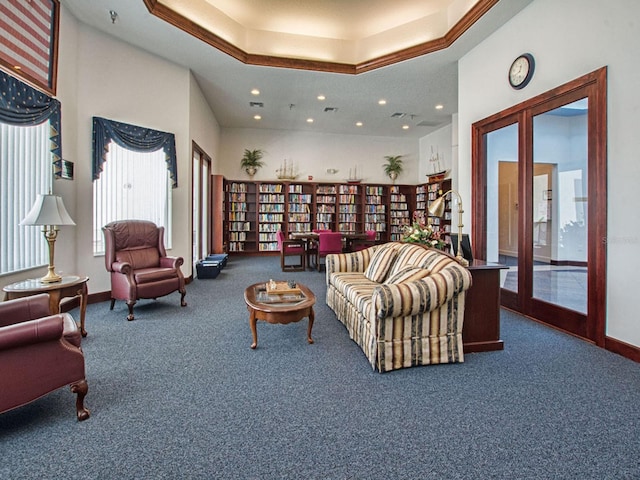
[401,212,446,250]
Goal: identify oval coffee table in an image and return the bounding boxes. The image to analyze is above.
[244,281,315,349]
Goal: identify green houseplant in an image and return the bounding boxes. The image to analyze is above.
[241,149,265,178]
[382,155,404,183]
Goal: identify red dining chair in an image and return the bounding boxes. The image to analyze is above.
[277,230,306,271]
[312,232,343,271]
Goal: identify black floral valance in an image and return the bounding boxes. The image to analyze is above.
[92,116,178,188]
[0,70,62,163]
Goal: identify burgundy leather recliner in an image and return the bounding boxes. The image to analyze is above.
[102,220,186,321]
[0,293,90,421]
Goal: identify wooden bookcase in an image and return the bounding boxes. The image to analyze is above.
[388,185,411,241]
[425,177,452,237]
[257,182,285,252]
[222,179,420,254]
[225,181,257,253]
[337,184,362,233]
[364,185,388,242]
[315,184,337,230]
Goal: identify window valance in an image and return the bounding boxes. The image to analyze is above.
[0,70,62,163]
[92,116,178,188]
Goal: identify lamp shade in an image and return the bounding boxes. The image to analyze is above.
[427,196,446,217]
[20,194,75,226]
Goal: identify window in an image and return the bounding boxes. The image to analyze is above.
[93,142,172,254]
[0,121,52,275]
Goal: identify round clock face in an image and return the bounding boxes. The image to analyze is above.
[509,53,535,89]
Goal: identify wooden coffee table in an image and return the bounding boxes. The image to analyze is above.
[244,281,316,349]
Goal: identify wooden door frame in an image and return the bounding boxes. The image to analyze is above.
[471,67,607,347]
[191,141,213,260]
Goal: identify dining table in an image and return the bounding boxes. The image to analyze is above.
[289,231,370,266]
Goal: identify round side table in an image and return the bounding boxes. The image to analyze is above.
[3,275,89,337]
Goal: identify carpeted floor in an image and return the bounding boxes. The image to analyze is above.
[1,256,638,479]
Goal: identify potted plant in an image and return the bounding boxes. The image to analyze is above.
[383,155,404,183]
[241,149,265,178]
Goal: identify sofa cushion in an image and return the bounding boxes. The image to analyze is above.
[384,266,431,284]
[364,245,398,283]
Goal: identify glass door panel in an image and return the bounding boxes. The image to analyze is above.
[485,123,519,294]
[531,99,588,314]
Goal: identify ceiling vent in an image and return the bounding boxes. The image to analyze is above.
[324,107,338,113]
[249,101,264,108]
[391,112,406,118]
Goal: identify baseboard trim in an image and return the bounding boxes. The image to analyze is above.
[605,336,640,363]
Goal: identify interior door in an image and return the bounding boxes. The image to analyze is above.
[472,68,607,345]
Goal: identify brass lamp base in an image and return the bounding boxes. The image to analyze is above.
[41,267,62,283]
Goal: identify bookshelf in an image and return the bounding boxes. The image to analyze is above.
[225,181,256,253]
[424,177,452,240]
[287,183,313,233]
[389,185,411,241]
[257,182,285,251]
[364,185,387,241]
[315,184,336,231]
[337,184,362,233]
[222,179,423,254]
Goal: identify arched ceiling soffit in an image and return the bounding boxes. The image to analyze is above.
[142,0,497,74]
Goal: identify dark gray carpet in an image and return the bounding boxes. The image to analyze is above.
[1,256,639,479]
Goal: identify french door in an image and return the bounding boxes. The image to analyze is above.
[192,143,212,272]
[471,68,607,345]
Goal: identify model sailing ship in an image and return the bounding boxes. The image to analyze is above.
[427,147,449,182]
[276,159,298,180]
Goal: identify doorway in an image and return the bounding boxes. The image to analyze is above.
[192,143,212,273]
[471,68,607,345]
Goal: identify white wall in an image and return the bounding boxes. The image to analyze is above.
[10,5,221,296]
[418,123,453,181]
[189,74,221,166]
[457,0,640,346]
[218,128,419,185]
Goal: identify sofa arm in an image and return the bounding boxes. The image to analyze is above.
[373,267,472,319]
[325,245,380,281]
[160,256,184,269]
[0,315,64,351]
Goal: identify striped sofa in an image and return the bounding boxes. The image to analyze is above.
[325,242,472,372]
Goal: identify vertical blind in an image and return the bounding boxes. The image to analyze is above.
[93,141,172,254]
[0,121,51,274]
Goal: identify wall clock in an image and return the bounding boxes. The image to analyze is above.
[508,53,535,90]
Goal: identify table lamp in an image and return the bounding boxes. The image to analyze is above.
[428,189,469,266]
[20,194,76,283]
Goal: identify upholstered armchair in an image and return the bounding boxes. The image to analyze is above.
[312,231,343,271]
[0,293,89,421]
[276,229,306,271]
[103,220,186,321]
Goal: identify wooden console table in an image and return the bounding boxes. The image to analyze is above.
[3,275,89,337]
[463,260,507,353]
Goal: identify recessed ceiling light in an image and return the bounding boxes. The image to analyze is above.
[253,115,261,120]
[317,95,326,101]
[251,89,260,95]
[435,104,444,110]
[378,99,387,105]
[307,118,314,123]
[402,125,410,130]
[356,122,363,127]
